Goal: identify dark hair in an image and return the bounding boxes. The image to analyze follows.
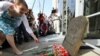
[51,9,58,13]
[38,13,43,17]
[14,0,28,9]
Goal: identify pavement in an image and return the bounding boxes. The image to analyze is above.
[1,34,100,56]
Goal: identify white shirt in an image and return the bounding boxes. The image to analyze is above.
[20,15,33,33]
[0,1,33,34]
[0,1,12,16]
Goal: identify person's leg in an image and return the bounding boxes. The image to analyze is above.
[6,35,22,55]
[0,31,6,55]
[0,40,3,55]
[16,26,23,44]
[0,31,5,45]
[54,20,60,34]
[20,23,30,42]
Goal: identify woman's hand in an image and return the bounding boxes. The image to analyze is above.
[33,37,39,43]
[30,33,40,43]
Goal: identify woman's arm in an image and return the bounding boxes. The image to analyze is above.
[21,15,39,42]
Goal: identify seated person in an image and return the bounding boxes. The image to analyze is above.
[38,13,49,36]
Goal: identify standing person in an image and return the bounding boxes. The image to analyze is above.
[0,0,39,55]
[38,13,49,36]
[49,9,60,34]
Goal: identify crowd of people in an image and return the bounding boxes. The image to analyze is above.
[0,0,60,55]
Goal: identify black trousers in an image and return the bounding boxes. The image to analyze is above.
[14,22,32,44]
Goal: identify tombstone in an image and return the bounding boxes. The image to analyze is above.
[62,16,88,56]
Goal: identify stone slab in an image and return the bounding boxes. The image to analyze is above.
[63,16,88,56]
